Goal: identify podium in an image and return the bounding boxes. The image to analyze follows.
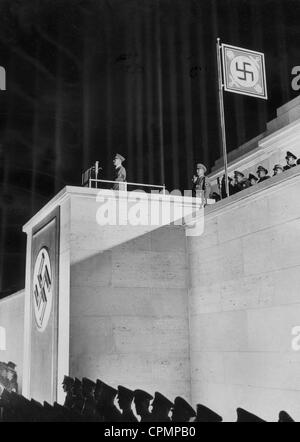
[22,186,202,404]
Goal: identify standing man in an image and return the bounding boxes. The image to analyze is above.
[256,166,270,183]
[192,163,211,202]
[117,385,138,422]
[133,389,153,422]
[283,151,297,171]
[113,153,126,190]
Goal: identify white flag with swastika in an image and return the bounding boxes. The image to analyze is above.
[221,43,267,100]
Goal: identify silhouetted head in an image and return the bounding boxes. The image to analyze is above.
[95,380,118,406]
[82,377,96,398]
[62,375,74,393]
[172,397,196,422]
[134,389,153,417]
[117,385,134,412]
[151,392,173,418]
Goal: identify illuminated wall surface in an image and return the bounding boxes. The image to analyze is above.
[1,98,300,420]
[1,169,300,420]
[188,167,300,421]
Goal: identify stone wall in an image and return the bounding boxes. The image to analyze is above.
[69,192,191,401]
[187,166,300,421]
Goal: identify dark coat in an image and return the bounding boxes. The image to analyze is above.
[234,178,251,193]
[192,176,211,199]
[113,165,126,190]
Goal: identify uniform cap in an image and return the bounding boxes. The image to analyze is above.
[256,165,268,175]
[134,389,153,403]
[173,397,196,418]
[115,153,125,162]
[195,404,223,422]
[153,392,174,410]
[82,377,96,391]
[117,385,134,401]
[97,380,118,400]
[196,163,207,173]
[62,375,74,387]
[236,407,266,422]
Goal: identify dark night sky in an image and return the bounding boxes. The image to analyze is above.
[0,0,300,295]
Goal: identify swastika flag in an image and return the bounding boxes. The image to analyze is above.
[221,43,267,100]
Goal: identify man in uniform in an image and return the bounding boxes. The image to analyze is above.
[113,153,126,190]
[233,171,250,193]
[149,392,173,422]
[70,378,84,415]
[192,163,211,202]
[81,378,98,420]
[95,380,121,422]
[117,385,138,422]
[171,396,196,422]
[133,389,153,422]
[62,375,74,409]
[283,151,297,171]
[273,164,284,176]
[248,173,258,186]
[256,165,270,183]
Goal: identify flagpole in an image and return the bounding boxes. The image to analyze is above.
[216,38,229,198]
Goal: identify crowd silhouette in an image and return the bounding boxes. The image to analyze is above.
[0,374,296,422]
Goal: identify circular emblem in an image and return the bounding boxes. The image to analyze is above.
[32,247,53,332]
[229,55,259,88]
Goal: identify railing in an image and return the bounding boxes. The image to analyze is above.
[86,178,166,194]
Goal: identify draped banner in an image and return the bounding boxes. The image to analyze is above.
[29,207,60,403]
[222,43,268,100]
